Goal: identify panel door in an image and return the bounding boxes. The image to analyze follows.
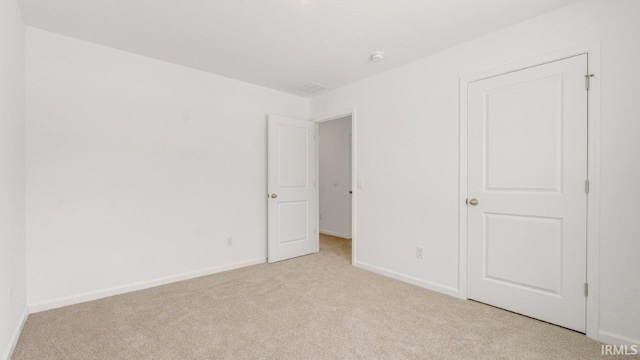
[467,55,588,332]
[267,114,318,263]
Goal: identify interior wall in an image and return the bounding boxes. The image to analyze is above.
[25,28,309,310]
[319,116,352,239]
[0,0,27,358]
[310,0,640,345]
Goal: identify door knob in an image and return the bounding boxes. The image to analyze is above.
[270,194,278,199]
[468,198,479,206]
[349,190,352,194]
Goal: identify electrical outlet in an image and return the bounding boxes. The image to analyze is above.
[226,237,233,247]
[416,247,424,259]
[320,214,323,221]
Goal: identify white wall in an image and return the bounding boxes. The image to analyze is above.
[319,116,351,239]
[311,0,640,345]
[0,0,27,358]
[25,28,308,310]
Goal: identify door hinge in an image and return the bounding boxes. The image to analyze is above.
[585,180,590,194]
[585,74,594,90]
[584,283,589,296]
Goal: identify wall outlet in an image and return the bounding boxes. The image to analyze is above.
[226,237,233,247]
[320,214,323,221]
[416,247,424,259]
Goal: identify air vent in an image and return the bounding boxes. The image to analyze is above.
[297,82,326,93]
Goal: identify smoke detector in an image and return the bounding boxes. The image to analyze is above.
[370,51,385,62]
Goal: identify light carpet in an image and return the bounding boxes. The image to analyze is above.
[12,235,623,359]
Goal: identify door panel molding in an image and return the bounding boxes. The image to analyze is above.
[458,42,601,340]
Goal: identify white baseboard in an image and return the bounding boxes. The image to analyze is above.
[29,257,267,313]
[319,230,350,239]
[2,307,28,360]
[599,330,640,347]
[353,260,459,298]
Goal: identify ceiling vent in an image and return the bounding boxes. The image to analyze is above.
[297,82,326,93]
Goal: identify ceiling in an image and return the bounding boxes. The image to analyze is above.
[17,0,581,97]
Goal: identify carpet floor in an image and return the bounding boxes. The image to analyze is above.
[12,235,624,359]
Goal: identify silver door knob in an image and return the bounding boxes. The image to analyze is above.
[468,198,479,206]
[271,194,278,199]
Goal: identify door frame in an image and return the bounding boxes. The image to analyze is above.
[458,42,601,340]
[311,108,357,264]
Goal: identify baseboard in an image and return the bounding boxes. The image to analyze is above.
[2,307,28,360]
[599,330,640,347]
[353,260,459,298]
[29,257,267,313]
[319,230,350,239]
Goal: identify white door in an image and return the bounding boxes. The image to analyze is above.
[467,55,588,332]
[267,114,318,263]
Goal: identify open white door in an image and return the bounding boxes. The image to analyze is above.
[267,114,318,263]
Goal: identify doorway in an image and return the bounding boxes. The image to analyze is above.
[318,115,352,242]
[267,110,357,265]
[313,109,357,264]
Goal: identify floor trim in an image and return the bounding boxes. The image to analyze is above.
[599,330,640,347]
[320,230,350,239]
[354,260,459,298]
[29,257,267,313]
[2,307,28,360]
